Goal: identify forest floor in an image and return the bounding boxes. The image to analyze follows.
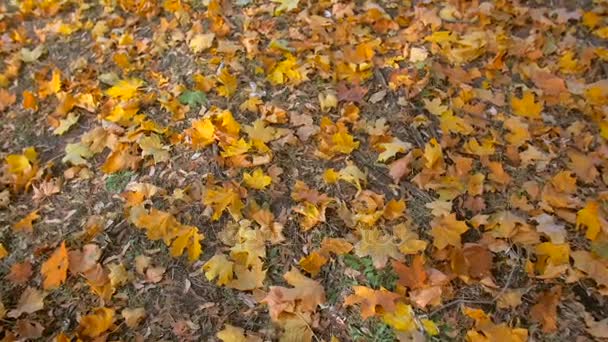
[1,0,608,341]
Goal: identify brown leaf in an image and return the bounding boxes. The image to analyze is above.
[392,255,427,289]
[336,82,368,103]
[145,266,166,283]
[6,261,33,284]
[16,319,44,339]
[262,268,325,321]
[68,244,101,274]
[388,152,413,183]
[7,287,45,318]
[530,286,561,333]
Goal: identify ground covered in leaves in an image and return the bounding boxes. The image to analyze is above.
[1,0,608,341]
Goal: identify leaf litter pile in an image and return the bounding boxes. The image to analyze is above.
[1,0,608,341]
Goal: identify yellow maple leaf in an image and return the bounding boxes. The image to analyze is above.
[299,251,328,277]
[189,33,215,53]
[62,142,94,166]
[220,138,250,157]
[423,98,448,116]
[40,241,69,290]
[424,138,443,169]
[105,78,143,100]
[511,91,543,119]
[355,229,403,268]
[331,131,359,155]
[535,242,570,266]
[267,54,304,85]
[138,134,170,164]
[188,118,215,148]
[576,201,602,241]
[243,168,272,190]
[227,261,266,291]
[13,210,40,233]
[203,254,234,285]
[79,307,115,338]
[217,68,238,98]
[53,113,79,135]
[6,155,31,174]
[38,69,61,99]
[382,302,416,332]
[272,0,300,14]
[169,226,203,262]
[323,168,339,184]
[378,138,411,162]
[204,186,244,221]
[430,214,469,250]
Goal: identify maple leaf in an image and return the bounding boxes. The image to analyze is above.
[227,261,266,291]
[68,244,101,274]
[13,210,40,233]
[169,226,204,262]
[131,207,181,245]
[243,168,272,190]
[572,250,608,287]
[430,214,469,250]
[62,142,94,165]
[38,69,62,99]
[262,267,326,321]
[511,91,543,119]
[217,324,262,342]
[217,68,238,98]
[299,252,328,277]
[32,179,61,202]
[53,113,80,135]
[105,78,143,100]
[378,138,411,162]
[79,307,115,338]
[138,134,170,164]
[7,261,33,284]
[121,307,146,328]
[220,138,251,157]
[244,119,276,144]
[337,163,366,191]
[204,186,244,221]
[179,90,207,108]
[203,254,234,285]
[424,138,443,169]
[355,229,403,268]
[392,255,427,289]
[344,286,401,319]
[423,98,448,116]
[7,287,45,318]
[530,286,561,333]
[272,0,300,14]
[382,302,417,332]
[576,201,602,241]
[101,143,140,173]
[40,241,69,290]
[188,118,216,148]
[389,152,414,183]
[330,131,359,154]
[189,33,215,53]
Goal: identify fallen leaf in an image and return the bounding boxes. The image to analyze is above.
[511,90,543,119]
[13,210,40,233]
[530,286,561,333]
[122,307,146,328]
[7,287,45,318]
[79,307,115,338]
[344,286,401,319]
[6,261,33,284]
[243,168,272,190]
[355,229,403,268]
[40,241,69,290]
